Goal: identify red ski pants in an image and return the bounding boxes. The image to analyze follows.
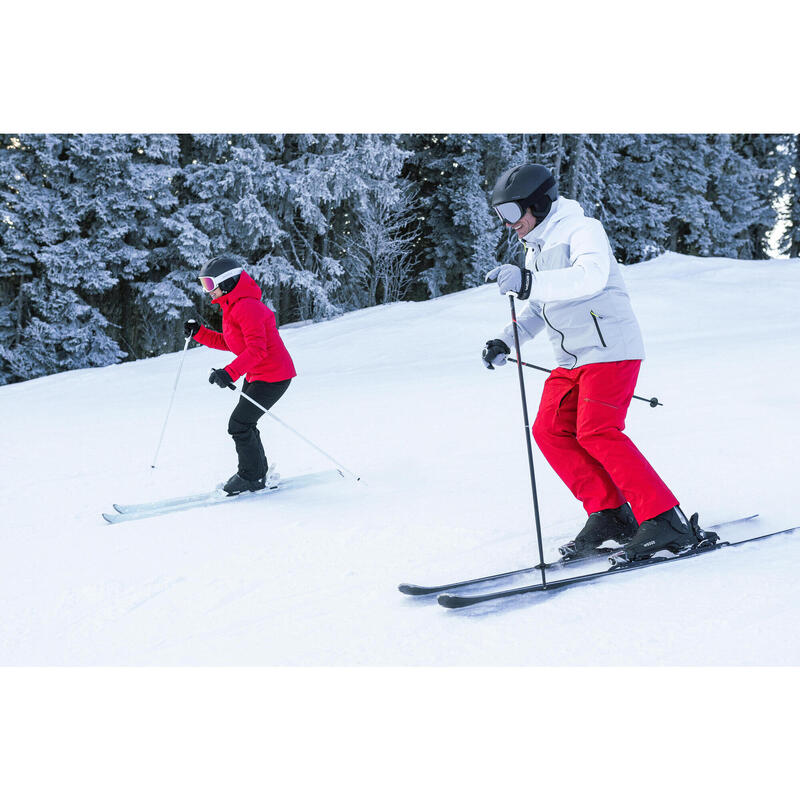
[531,360,677,524]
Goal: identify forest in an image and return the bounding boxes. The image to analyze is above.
[1,133,798,384]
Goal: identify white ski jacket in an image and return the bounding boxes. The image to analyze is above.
[498,197,645,369]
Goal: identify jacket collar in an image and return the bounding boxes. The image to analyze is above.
[522,197,584,245]
[212,270,262,310]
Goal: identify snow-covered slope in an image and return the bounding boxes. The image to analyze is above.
[2,253,799,665]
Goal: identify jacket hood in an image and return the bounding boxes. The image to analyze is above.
[212,270,262,309]
[523,197,585,244]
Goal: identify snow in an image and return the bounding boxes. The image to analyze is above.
[2,252,799,666]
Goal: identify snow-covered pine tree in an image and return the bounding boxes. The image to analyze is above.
[89,134,179,358]
[152,134,286,341]
[655,134,717,256]
[401,134,510,297]
[0,136,38,383]
[344,182,419,307]
[562,134,605,220]
[1,135,155,381]
[597,134,669,263]
[778,134,800,258]
[254,133,410,321]
[729,134,789,259]
[702,134,772,258]
[0,134,182,381]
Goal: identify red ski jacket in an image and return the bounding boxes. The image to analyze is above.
[193,271,296,383]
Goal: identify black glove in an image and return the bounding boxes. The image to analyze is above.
[482,339,511,370]
[184,319,201,338]
[209,368,236,390]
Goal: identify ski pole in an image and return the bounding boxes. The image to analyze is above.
[508,295,548,587]
[237,390,363,483]
[151,334,192,469]
[507,357,662,408]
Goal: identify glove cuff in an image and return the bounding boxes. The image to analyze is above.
[518,268,533,301]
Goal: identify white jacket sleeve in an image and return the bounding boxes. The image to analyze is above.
[531,218,612,303]
[499,300,546,350]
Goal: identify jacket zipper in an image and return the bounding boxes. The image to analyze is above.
[542,303,578,368]
[590,311,607,347]
[526,242,579,368]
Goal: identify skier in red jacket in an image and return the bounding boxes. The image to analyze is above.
[185,255,297,495]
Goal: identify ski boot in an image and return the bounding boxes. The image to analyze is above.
[608,507,719,566]
[222,472,267,496]
[558,503,638,559]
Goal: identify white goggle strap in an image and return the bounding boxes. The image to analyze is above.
[210,267,243,288]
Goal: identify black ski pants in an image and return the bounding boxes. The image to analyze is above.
[227,379,291,481]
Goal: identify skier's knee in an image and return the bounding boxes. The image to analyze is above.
[532,416,555,446]
[228,416,253,438]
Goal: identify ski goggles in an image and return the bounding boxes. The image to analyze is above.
[199,267,242,293]
[493,176,557,224]
[493,201,527,225]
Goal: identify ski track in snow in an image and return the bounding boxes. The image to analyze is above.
[1,253,799,665]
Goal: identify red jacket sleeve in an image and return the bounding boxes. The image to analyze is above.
[224,299,269,381]
[194,326,228,351]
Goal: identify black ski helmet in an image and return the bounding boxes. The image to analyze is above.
[198,254,243,295]
[491,163,558,226]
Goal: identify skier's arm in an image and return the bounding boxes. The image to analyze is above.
[193,326,229,351]
[499,301,546,350]
[531,219,612,303]
[224,300,269,381]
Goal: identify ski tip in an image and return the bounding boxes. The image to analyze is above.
[102,513,121,524]
[437,593,473,609]
[398,583,432,596]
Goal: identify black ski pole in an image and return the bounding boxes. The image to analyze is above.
[508,295,547,586]
[507,357,662,408]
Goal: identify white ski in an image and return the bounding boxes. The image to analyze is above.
[103,469,343,524]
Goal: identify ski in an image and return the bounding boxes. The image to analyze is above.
[437,523,799,608]
[103,469,343,524]
[398,514,758,596]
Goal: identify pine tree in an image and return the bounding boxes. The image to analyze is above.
[0,136,136,381]
[778,134,800,258]
[702,134,769,258]
[655,134,718,256]
[345,182,419,306]
[401,134,510,297]
[562,134,605,219]
[255,134,411,321]
[730,134,786,259]
[599,134,670,263]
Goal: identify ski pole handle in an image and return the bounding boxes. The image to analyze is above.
[507,357,662,408]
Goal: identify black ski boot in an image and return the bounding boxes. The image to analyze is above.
[609,506,713,565]
[222,473,266,496]
[559,503,638,558]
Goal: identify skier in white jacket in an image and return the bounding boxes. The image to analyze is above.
[483,163,698,563]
